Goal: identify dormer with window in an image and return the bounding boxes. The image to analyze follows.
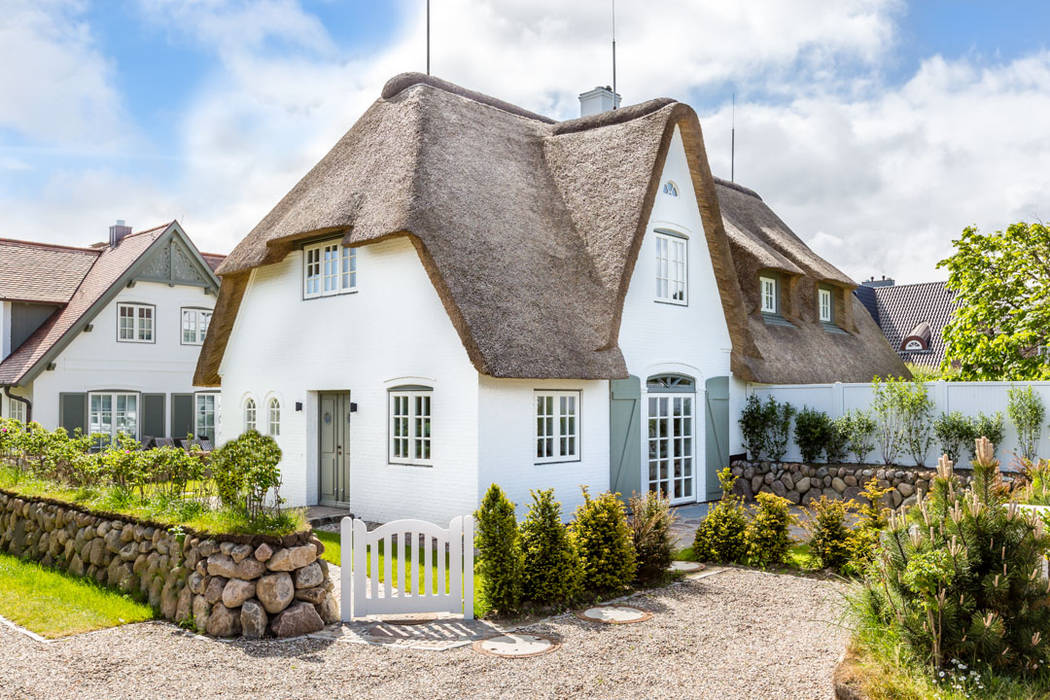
[900,321,932,353]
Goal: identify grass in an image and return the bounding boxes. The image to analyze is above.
[314,530,489,618]
[0,551,154,638]
[0,465,307,536]
[673,542,822,573]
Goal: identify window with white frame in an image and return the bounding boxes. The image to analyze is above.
[535,391,580,463]
[89,392,138,445]
[389,388,432,465]
[268,398,280,436]
[655,232,687,304]
[303,240,356,298]
[8,397,26,423]
[244,397,257,433]
[818,288,833,323]
[760,276,777,314]
[182,308,212,345]
[195,393,216,440]
[117,303,154,342]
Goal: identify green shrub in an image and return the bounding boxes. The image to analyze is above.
[740,394,767,460]
[627,490,675,583]
[969,411,1004,459]
[519,489,579,606]
[474,484,522,615]
[764,397,796,462]
[1008,386,1045,461]
[795,407,832,463]
[571,488,636,596]
[693,467,748,563]
[853,442,1050,675]
[933,411,975,464]
[844,477,892,575]
[745,492,793,567]
[826,416,850,463]
[872,377,934,465]
[843,410,877,463]
[209,430,283,518]
[807,496,852,573]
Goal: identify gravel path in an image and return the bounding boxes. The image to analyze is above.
[0,568,847,699]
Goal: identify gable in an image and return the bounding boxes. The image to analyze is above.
[134,233,219,289]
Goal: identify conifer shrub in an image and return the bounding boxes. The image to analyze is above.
[693,467,748,564]
[519,489,580,606]
[474,484,522,615]
[571,488,636,596]
[853,440,1050,675]
[807,495,853,573]
[844,477,893,575]
[627,490,675,583]
[745,492,793,568]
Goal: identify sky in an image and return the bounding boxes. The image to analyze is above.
[1,1,1049,284]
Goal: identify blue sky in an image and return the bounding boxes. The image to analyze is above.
[2,1,1049,282]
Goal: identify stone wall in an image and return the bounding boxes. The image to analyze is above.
[729,460,973,509]
[0,490,337,638]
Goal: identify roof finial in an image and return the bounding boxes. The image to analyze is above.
[731,92,736,183]
[611,0,617,109]
[426,0,430,76]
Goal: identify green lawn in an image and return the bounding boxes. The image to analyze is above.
[314,530,488,617]
[0,552,154,638]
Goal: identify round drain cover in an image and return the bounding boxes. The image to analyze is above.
[473,633,559,658]
[669,560,704,573]
[576,605,652,624]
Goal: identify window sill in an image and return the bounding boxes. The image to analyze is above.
[117,339,155,344]
[761,312,795,328]
[654,298,688,307]
[822,322,847,335]
[534,457,582,465]
[303,288,359,301]
[388,461,433,468]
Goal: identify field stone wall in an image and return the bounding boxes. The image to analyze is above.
[730,460,973,509]
[0,490,337,639]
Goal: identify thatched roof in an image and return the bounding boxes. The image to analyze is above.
[196,73,906,386]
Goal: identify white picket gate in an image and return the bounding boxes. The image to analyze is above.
[340,516,474,621]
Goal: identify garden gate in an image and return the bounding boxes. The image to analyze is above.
[340,516,474,621]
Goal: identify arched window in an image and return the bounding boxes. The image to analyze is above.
[244,397,257,432]
[268,398,280,436]
[662,181,679,197]
[646,374,695,392]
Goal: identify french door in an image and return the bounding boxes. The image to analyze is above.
[647,393,695,504]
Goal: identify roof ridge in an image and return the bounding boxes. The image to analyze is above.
[874,280,950,291]
[382,72,556,124]
[0,238,100,254]
[551,98,677,135]
[713,177,763,201]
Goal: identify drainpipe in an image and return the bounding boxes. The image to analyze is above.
[2,386,31,423]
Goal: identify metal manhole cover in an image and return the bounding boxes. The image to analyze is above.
[669,560,704,573]
[472,633,559,658]
[575,605,652,624]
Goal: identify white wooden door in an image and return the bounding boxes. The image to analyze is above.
[647,393,695,504]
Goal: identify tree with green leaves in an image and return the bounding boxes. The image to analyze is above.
[937,222,1050,380]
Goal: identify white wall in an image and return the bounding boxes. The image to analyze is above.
[218,236,480,523]
[617,126,735,500]
[477,376,609,521]
[28,281,215,430]
[750,380,1050,467]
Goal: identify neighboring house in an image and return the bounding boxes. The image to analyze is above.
[854,278,958,368]
[195,73,906,522]
[0,221,224,445]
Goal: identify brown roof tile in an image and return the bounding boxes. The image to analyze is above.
[0,239,99,303]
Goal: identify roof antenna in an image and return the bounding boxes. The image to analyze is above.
[611,0,617,109]
[426,0,430,75]
[731,92,736,182]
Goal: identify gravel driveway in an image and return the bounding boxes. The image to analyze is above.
[0,568,847,699]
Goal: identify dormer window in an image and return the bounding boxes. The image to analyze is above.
[662,181,679,197]
[760,276,777,314]
[901,322,932,352]
[904,340,924,351]
[818,288,833,323]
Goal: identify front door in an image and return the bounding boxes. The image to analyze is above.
[646,375,696,505]
[319,391,352,505]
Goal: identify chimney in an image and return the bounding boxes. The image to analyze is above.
[109,219,132,246]
[861,275,895,288]
[578,85,621,117]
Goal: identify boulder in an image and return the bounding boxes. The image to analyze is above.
[842,486,862,503]
[188,571,206,595]
[205,576,228,605]
[316,595,339,625]
[785,490,801,505]
[192,594,211,631]
[206,604,241,638]
[897,482,915,498]
[266,544,317,572]
[781,473,795,491]
[832,477,847,494]
[69,553,85,577]
[770,480,786,498]
[207,554,266,580]
[230,543,254,563]
[198,540,218,557]
[271,602,324,638]
[750,476,763,494]
[176,586,193,624]
[795,477,811,494]
[295,586,327,604]
[294,562,324,589]
[843,475,858,487]
[254,542,274,562]
[222,579,257,608]
[161,580,180,619]
[256,572,295,614]
[240,600,268,639]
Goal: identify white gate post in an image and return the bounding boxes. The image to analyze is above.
[340,516,352,622]
[352,518,367,618]
[462,515,474,620]
[449,516,463,616]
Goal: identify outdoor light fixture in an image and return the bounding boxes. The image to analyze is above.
[295,401,303,412]
[350,402,358,413]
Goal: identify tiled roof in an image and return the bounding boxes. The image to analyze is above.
[858,281,959,367]
[0,224,172,385]
[200,252,226,272]
[0,239,100,303]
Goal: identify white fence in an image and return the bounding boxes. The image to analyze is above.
[340,516,474,621]
[749,381,1050,467]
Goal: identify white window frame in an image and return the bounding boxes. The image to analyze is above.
[654,232,688,305]
[8,397,26,423]
[181,308,212,345]
[818,288,833,323]
[244,396,257,433]
[303,239,357,299]
[904,339,925,351]
[389,388,432,466]
[117,303,154,343]
[535,390,581,464]
[88,391,139,444]
[760,276,777,314]
[267,397,281,437]
[195,393,217,441]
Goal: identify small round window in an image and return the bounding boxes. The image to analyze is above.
[662,181,679,197]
